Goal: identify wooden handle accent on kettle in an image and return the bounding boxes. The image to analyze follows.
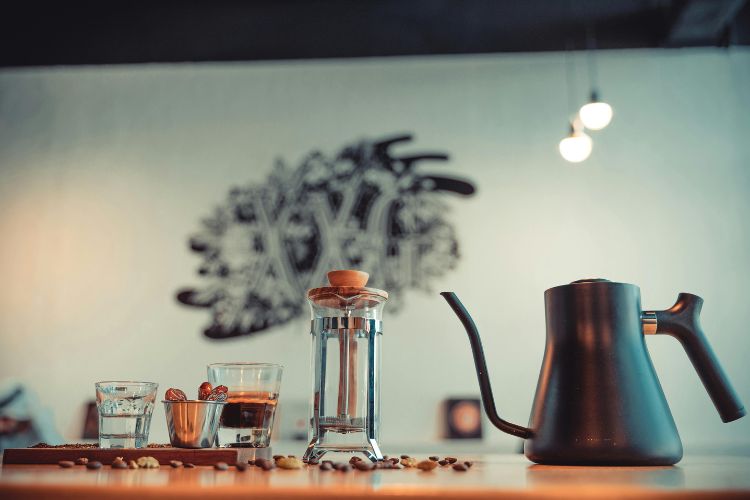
[327,270,369,287]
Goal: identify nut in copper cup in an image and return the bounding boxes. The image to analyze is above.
[163,400,225,448]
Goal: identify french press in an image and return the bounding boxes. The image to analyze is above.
[303,270,388,463]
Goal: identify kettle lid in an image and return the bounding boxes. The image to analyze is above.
[545,278,639,296]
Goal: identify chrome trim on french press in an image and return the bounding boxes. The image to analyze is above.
[312,317,382,334]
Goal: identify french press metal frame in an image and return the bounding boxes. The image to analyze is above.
[303,315,383,463]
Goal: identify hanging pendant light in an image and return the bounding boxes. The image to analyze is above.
[559,119,592,163]
[559,40,592,164]
[579,27,613,131]
[579,90,613,130]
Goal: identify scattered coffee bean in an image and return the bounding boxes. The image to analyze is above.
[235,462,247,471]
[165,388,187,401]
[136,456,160,469]
[276,456,303,469]
[417,460,438,471]
[389,457,400,465]
[452,463,468,472]
[320,462,333,471]
[214,462,229,471]
[400,457,418,468]
[75,457,89,465]
[349,456,362,464]
[247,459,255,466]
[400,454,410,459]
[446,457,458,464]
[255,458,275,470]
[261,461,275,471]
[128,460,138,470]
[169,460,183,468]
[354,461,375,471]
[86,461,102,470]
[429,456,440,461]
[464,461,474,468]
[184,463,195,469]
[58,461,75,468]
[112,461,128,470]
[438,460,449,466]
[198,382,213,400]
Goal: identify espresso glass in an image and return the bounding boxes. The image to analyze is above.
[95,381,158,448]
[207,363,283,448]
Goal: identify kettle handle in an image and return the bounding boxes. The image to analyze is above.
[646,293,746,423]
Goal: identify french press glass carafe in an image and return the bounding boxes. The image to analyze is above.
[303,270,388,463]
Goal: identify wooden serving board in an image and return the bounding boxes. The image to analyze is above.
[2,447,238,465]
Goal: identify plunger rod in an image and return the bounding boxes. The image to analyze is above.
[349,333,358,414]
[336,330,359,418]
[337,330,349,416]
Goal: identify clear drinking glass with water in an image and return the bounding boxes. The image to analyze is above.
[207,363,282,448]
[95,381,158,448]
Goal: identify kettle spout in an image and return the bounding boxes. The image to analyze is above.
[440,292,532,439]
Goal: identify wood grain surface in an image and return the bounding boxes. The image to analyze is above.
[1,454,749,499]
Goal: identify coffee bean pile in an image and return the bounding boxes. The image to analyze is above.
[58,456,166,469]
[57,452,475,473]
[241,454,474,473]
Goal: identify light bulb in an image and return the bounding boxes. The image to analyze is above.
[559,128,593,163]
[579,93,613,130]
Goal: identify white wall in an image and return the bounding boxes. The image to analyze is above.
[1,48,749,452]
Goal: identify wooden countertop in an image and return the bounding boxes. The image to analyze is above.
[2,454,749,499]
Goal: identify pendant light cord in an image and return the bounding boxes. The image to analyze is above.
[586,25,599,100]
[564,40,578,127]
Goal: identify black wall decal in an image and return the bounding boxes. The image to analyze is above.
[177,134,476,339]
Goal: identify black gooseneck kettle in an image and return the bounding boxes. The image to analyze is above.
[442,279,745,465]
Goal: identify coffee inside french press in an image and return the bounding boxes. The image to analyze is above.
[303,270,388,463]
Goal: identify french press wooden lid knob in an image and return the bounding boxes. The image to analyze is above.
[327,270,369,288]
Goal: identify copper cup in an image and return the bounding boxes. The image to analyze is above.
[163,400,225,448]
